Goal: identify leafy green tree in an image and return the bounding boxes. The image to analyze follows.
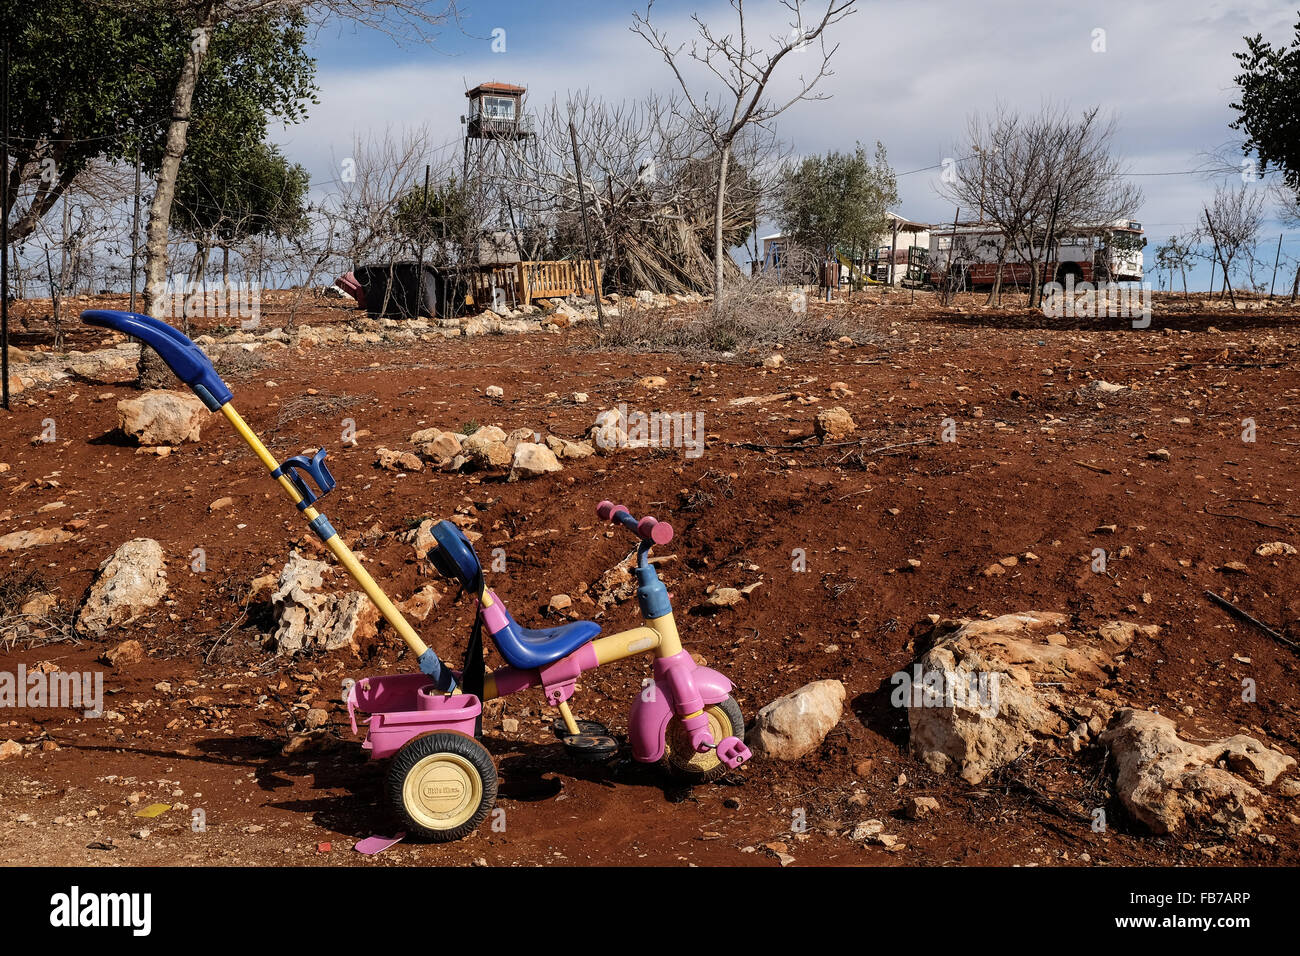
[775,141,897,258]
[1232,17,1300,196]
[173,138,309,287]
[1,0,317,247]
[393,177,474,259]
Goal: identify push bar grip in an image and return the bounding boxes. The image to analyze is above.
[81,309,234,411]
[596,500,673,545]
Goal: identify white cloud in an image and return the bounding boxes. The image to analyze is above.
[274,0,1296,252]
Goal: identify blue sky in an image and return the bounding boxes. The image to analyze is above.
[269,0,1299,292]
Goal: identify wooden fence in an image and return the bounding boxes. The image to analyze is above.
[468,259,601,309]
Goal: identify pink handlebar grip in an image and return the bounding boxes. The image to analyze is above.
[596,500,673,544]
[596,500,626,522]
[637,516,674,545]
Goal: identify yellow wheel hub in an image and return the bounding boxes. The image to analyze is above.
[667,704,730,773]
[402,751,482,831]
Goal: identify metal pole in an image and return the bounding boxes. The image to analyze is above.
[417,163,428,317]
[888,218,899,288]
[130,138,141,312]
[568,119,603,329]
[1268,232,1282,299]
[2,37,10,411]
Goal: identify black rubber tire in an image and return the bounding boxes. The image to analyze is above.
[387,731,497,843]
[660,695,746,783]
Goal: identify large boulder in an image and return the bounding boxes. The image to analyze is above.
[410,428,462,466]
[375,447,424,472]
[588,409,649,455]
[76,538,168,635]
[68,348,139,385]
[904,612,1156,784]
[117,390,207,445]
[507,442,562,481]
[748,679,847,761]
[0,527,75,552]
[1100,708,1296,836]
[545,435,595,460]
[270,551,379,656]
[815,406,856,443]
[460,426,511,469]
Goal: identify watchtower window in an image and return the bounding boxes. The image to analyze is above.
[479,96,516,120]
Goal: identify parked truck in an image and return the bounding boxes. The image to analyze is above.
[927,219,1146,290]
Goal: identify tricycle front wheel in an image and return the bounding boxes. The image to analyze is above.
[387,731,497,842]
[661,696,745,783]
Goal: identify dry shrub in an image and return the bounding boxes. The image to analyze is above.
[0,570,72,650]
[601,272,846,355]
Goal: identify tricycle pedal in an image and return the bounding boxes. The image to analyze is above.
[551,717,609,740]
[560,733,619,763]
[715,736,751,770]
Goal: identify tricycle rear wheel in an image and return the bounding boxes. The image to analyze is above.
[388,731,497,842]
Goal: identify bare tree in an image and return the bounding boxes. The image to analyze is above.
[1271,182,1300,301]
[940,103,1142,306]
[1200,183,1266,296]
[483,90,782,295]
[632,0,856,299]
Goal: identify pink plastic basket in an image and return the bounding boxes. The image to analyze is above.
[346,674,482,759]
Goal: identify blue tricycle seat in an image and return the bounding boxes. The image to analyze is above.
[429,520,601,671]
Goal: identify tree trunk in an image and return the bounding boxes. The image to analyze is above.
[713,143,731,300]
[987,247,1006,307]
[1291,263,1299,304]
[139,5,217,388]
[186,241,210,335]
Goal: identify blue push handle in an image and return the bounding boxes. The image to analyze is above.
[81,309,233,410]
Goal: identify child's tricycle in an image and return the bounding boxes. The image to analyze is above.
[83,309,751,843]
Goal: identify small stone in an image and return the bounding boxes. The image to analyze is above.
[101,639,146,668]
[704,587,744,608]
[1255,542,1296,557]
[815,406,856,443]
[904,795,940,820]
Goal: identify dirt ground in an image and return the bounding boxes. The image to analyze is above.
[1,288,1298,867]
